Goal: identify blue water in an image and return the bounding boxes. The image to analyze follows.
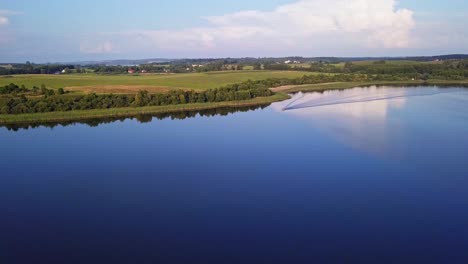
[1,86,468,264]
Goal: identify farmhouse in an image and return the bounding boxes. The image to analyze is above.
[128,68,136,74]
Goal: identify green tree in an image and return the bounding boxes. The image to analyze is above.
[0,105,9,114]
[133,90,150,107]
[179,94,187,104]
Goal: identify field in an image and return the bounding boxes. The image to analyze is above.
[0,71,309,94]
[329,60,442,69]
[288,63,312,68]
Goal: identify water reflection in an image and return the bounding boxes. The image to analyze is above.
[274,86,465,155]
[282,85,455,110]
[1,104,269,131]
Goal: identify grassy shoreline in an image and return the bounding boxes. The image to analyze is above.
[2,80,467,126]
[0,93,289,125]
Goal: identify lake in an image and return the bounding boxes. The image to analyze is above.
[1,86,468,263]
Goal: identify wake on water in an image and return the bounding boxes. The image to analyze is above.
[282,87,461,111]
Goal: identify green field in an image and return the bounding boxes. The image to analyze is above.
[288,63,312,68]
[0,71,309,92]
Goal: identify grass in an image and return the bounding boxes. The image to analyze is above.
[0,93,290,125]
[0,71,309,92]
[289,63,312,68]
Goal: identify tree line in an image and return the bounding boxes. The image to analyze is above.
[342,60,468,80]
[264,60,468,80]
[1,83,66,96]
[0,62,79,75]
[0,82,273,115]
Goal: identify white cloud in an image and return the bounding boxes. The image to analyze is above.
[0,10,13,26]
[205,0,415,48]
[0,10,17,45]
[0,16,8,25]
[0,9,21,26]
[83,0,415,56]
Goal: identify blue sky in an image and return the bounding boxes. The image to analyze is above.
[1,0,467,62]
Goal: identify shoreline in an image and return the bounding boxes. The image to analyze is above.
[0,93,289,126]
[272,80,468,93]
[2,80,468,126]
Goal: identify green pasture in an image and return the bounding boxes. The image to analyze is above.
[0,71,309,91]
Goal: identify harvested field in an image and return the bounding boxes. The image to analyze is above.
[66,85,187,94]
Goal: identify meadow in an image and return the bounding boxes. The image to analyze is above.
[0,71,308,94]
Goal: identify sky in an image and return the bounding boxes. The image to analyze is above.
[0,0,467,62]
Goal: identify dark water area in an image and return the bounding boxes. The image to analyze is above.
[1,86,468,264]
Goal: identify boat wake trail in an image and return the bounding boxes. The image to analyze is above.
[283,89,459,111]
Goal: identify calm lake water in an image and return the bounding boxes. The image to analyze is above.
[1,86,468,264]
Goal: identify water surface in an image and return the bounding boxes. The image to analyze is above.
[1,86,468,263]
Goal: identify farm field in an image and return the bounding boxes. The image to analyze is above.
[0,71,309,93]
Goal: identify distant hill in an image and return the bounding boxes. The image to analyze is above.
[319,54,468,62]
[416,54,468,61]
[5,54,468,66]
[68,58,174,66]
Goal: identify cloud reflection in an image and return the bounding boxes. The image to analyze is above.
[274,86,413,155]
